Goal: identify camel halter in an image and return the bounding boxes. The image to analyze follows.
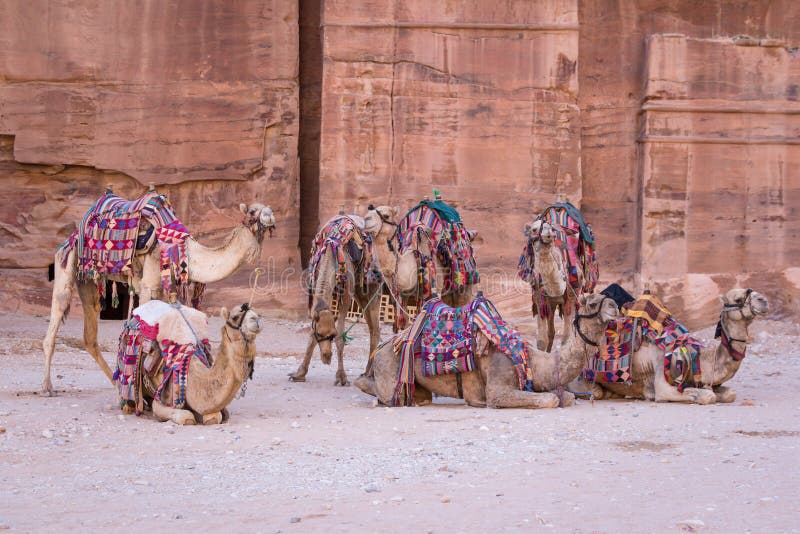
[368,204,398,252]
[225,303,257,397]
[572,297,614,347]
[714,288,753,362]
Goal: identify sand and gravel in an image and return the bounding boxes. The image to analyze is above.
[1,311,798,532]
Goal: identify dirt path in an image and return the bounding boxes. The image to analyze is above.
[1,312,799,532]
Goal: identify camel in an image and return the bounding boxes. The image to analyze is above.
[119,300,261,425]
[42,201,276,395]
[524,219,579,352]
[355,293,620,409]
[394,198,479,309]
[577,288,769,404]
[289,205,398,386]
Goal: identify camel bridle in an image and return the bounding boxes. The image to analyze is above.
[572,296,615,348]
[367,204,398,252]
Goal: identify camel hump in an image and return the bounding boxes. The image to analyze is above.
[132,300,209,345]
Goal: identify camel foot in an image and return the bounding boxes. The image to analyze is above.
[687,388,717,405]
[559,391,576,408]
[714,386,736,403]
[121,402,135,415]
[202,412,223,425]
[288,371,307,382]
[41,379,54,397]
[334,371,350,387]
[172,412,197,425]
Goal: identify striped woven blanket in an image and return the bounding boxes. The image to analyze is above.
[114,300,210,412]
[308,215,377,299]
[391,294,532,406]
[584,293,703,391]
[60,191,204,307]
[396,201,479,298]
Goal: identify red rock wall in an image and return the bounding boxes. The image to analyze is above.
[0,1,302,315]
[318,0,581,315]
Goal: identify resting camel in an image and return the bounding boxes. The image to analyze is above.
[577,288,769,404]
[42,201,275,395]
[120,301,261,425]
[289,205,398,386]
[355,293,620,408]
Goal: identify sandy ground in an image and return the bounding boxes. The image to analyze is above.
[1,310,799,533]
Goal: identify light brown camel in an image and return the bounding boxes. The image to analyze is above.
[395,238,476,308]
[355,293,620,408]
[289,205,398,386]
[42,202,276,395]
[525,219,581,352]
[126,302,261,425]
[576,288,769,404]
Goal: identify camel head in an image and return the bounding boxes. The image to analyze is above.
[239,203,277,242]
[720,288,769,322]
[524,219,557,245]
[574,293,621,346]
[221,303,262,344]
[364,204,399,239]
[311,299,337,364]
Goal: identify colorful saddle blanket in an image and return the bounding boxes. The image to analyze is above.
[114,300,210,412]
[396,200,480,298]
[60,191,204,307]
[518,202,599,319]
[308,215,377,299]
[584,292,703,392]
[391,295,532,406]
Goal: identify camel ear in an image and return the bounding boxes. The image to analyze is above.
[239,203,248,214]
[578,294,588,307]
[312,309,320,321]
[719,294,730,305]
[392,206,399,216]
[220,307,230,320]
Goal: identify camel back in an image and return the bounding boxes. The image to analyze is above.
[307,215,379,306]
[396,200,480,298]
[391,294,531,406]
[114,300,210,413]
[59,191,205,308]
[518,201,599,298]
[584,290,703,391]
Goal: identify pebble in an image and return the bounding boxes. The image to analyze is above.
[440,496,451,503]
[362,483,381,493]
[389,496,405,502]
[0,427,6,434]
[117,415,125,421]
[479,425,489,431]
[290,517,301,524]
[676,519,705,531]
[42,429,54,439]
[290,422,300,428]
[133,480,149,486]
[271,437,282,445]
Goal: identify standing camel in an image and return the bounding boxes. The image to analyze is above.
[42,197,275,395]
[518,203,598,352]
[289,205,398,386]
[394,196,480,312]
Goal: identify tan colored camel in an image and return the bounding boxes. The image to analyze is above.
[355,293,620,408]
[395,239,475,308]
[42,202,275,395]
[577,289,769,404]
[525,219,581,352]
[131,302,261,425]
[289,205,398,386]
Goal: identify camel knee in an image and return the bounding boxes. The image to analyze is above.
[354,374,375,397]
[714,386,736,403]
[559,391,575,407]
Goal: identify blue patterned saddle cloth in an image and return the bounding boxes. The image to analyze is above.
[417,300,475,377]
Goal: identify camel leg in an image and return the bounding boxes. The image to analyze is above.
[361,294,382,376]
[546,315,556,352]
[202,412,224,425]
[42,250,77,395]
[152,399,196,425]
[713,385,737,403]
[536,313,550,352]
[76,282,114,385]
[486,384,560,409]
[289,337,316,382]
[653,370,716,404]
[333,311,349,386]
